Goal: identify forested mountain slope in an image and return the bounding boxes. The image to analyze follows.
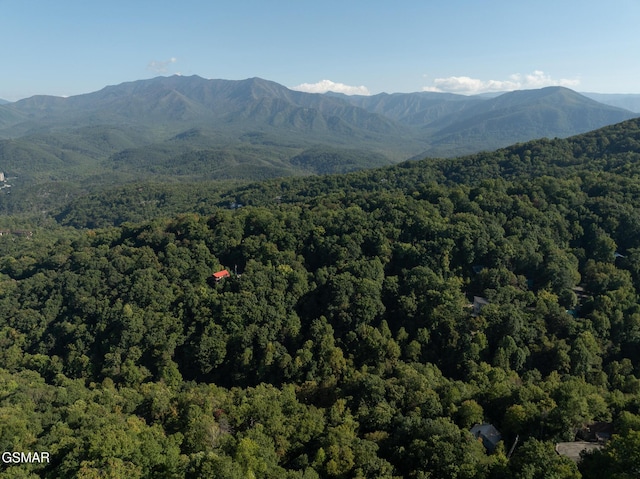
[54,117,640,228]
[2,119,640,477]
[420,87,636,157]
[0,77,635,191]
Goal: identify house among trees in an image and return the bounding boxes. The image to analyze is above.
[212,269,231,282]
[470,423,502,452]
[472,296,489,316]
[577,422,613,443]
[555,422,613,462]
[571,286,590,302]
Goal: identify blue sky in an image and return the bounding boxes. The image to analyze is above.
[2,0,639,101]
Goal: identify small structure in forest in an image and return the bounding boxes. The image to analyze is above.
[470,423,502,452]
[212,269,231,282]
[555,422,612,462]
[472,296,489,316]
[577,422,613,443]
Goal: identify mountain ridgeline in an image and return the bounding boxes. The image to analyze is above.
[0,75,635,189]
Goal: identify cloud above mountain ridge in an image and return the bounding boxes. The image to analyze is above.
[291,79,370,96]
[148,57,178,74]
[423,70,580,95]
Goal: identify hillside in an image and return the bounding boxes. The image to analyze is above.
[0,77,635,193]
[411,87,637,157]
[337,90,485,126]
[1,117,640,477]
[50,117,640,228]
[0,76,410,148]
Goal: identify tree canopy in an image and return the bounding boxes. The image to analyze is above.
[2,119,640,477]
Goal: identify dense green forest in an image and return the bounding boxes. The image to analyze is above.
[2,119,640,477]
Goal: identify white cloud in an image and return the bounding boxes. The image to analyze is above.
[290,79,370,96]
[147,57,178,74]
[423,71,580,95]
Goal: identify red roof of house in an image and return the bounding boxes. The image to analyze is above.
[212,270,230,279]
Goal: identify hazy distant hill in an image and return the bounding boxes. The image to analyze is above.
[582,92,640,113]
[0,76,420,183]
[0,76,636,187]
[420,87,636,156]
[1,76,405,141]
[336,90,485,126]
[338,86,636,156]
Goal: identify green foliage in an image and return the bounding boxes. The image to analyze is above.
[508,438,580,479]
[579,430,640,478]
[3,119,640,476]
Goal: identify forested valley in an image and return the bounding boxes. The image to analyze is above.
[2,119,640,477]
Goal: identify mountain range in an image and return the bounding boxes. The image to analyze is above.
[582,92,640,113]
[0,75,636,185]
